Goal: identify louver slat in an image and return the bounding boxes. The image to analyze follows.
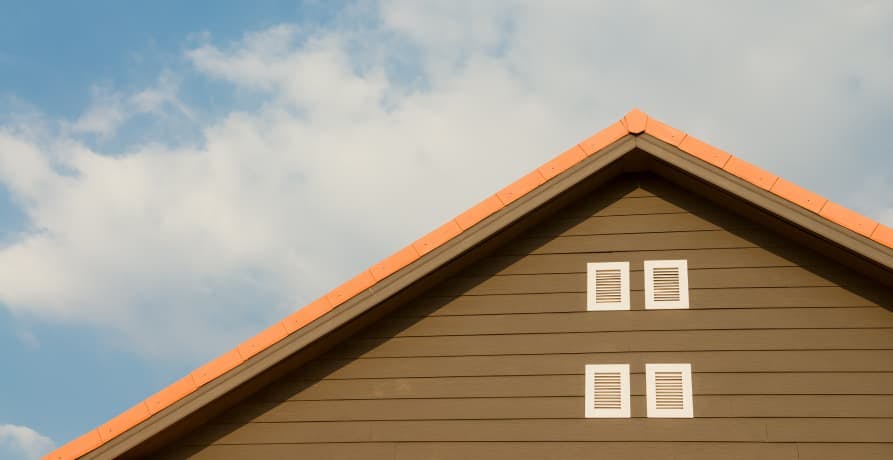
[652,267,681,302]
[595,269,622,304]
[593,372,622,409]
[654,371,685,409]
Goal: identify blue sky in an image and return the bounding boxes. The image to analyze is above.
[1,2,892,459]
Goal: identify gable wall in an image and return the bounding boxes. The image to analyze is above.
[158,174,893,460]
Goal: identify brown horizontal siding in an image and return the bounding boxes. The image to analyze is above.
[528,211,749,236]
[220,394,893,422]
[253,373,893,401]
[503,230,788,255]
[400,287,883,316]
[428,267,850,297]
[366,308,891,336]
[467,247,818,276]
[301,349,893,379]
[158,442,893,460]
[183,418,893,444]
[167,176,893,458]
[328,329,893,358]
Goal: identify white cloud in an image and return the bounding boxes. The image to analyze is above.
[0,2,891,363]
[0,424,55,460]
[65,86,127,138]
[130,71,192,118]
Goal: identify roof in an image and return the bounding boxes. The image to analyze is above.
[45,109,893,460]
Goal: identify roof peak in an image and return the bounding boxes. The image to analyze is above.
[45,109,893,460]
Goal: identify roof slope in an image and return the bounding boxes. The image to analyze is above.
[45,109,893,460]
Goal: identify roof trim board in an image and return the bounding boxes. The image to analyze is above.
[45,109,893,460]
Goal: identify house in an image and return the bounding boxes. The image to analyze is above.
[46,109,893,459]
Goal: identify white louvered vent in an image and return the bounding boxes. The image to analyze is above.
[586,262,630,311]
[646,363,694,418]
[585,364,630,418]
[644,260,690,309]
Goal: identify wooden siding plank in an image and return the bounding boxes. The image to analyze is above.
[426,267,843,298]
[766,418,893,442]
[796,443,893,460]
[184,418,893,444]
[466,247,815,276]
[331,329,893,359]
[220,395,893,423]
[527,212,747,237]
[401,287,884,316]
[565,195,714,218]
[368,308,893,337]
[253,373,893,401]
[396,442,800,460]
[301,350,893,379]
[501,230,788,255]
[163,441,804,460]
[157,443,396,460]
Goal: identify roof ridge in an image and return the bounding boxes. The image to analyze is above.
[44,109,893,460]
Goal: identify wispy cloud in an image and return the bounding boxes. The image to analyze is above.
[0,424,55,460]
[0,1,891,364]
[64,86,127,138]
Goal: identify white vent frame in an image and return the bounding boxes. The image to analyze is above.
[646,363,694,418]
[586,262,630,311]
[584,364,630,418]
[644,259,690,309]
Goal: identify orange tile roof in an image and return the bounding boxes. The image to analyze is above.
[44,109,893,460]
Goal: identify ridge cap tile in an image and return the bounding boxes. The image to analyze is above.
[622,108,648,134]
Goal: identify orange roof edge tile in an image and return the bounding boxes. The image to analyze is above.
[47,108,893,460]
[770,178,828,214]
[578,121,627,155]
[872,224,893,247]
[723,156,779,190]
[190,349,244,388]
[237,321,289,361]
[644,116,687,147]
[496,170,546,205]
[43,429,102,460]
[370,244,421,281]
[819,201,879,238]
[412,219,463,256]
[97,402,151,443]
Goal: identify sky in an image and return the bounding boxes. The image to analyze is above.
[0,1,891,458]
